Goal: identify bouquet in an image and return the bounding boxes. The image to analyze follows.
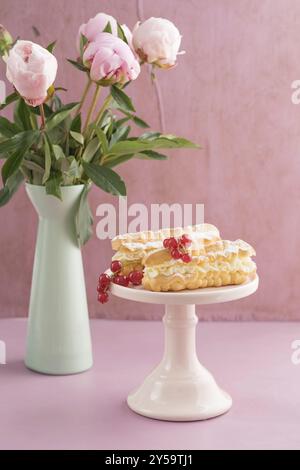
[0,14,198,245]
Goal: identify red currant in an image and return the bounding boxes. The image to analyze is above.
[98,273,111,290]
[163,238,170,248]
[181,253,192,263]
[111,260,122,273]
[113,275,129,287]
[128,271,143,286]
[98,292,109,304]
[168,237,178,249]
[171,248,181,260]
[180,234,192,247]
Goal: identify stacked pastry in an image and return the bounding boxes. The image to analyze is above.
[111,224,256,292]
[111,224,221,276]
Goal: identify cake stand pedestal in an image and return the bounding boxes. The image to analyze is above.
[110,276,259,421]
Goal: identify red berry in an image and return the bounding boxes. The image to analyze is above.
[163,238,170,248]
[181,234,192,247]
[171,248,181,260]
[111,260,122,273]
[168,237,178,249]
[98,292,109,304]
[181,253,192,263]
[113,275,129,287]
[128,271,143,286]
[98,273,111,290]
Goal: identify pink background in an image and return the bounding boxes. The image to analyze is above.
[0,0,299,320]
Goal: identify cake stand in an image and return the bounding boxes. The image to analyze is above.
[110,276,259,422]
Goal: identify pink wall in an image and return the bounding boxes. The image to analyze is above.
[0,0,300,320]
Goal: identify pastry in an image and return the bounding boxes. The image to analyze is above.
[142,239,257,292]
[111,224,221,276]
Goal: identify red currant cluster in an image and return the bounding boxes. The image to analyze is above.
[97,260,143,304]
[163,234,192,263]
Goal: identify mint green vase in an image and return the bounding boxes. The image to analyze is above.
[25,184,93,375]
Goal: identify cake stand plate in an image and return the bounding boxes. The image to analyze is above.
[110,276,259,422]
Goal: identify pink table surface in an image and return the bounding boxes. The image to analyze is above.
[0,319,300,450]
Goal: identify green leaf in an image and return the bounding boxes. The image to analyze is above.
[67,158,80,178]
[70,131,84,145]
[117,23,128,43]
[132,116,150,128]
[109,125,131,148]
[104,154,134,168]
[109,135,199,156]
[82,161,126,196]
[79,34,88,57]
[0,117,20,138]
[2,148,26,184]
[67,59,89,72]
[110,85,135,112]
[0,92,18,111]
[22,159,44,174]
[45,175,62,200]
[82,137,100,162]
[0,130,40,163]
[76,184,93,246]
[103,21,112,34]
[14,99,32,130]
[71,114,82,133]
[46,41,56,53]
[52,144,65,160]
[45,102,79,131]
[137,150,168,160]
[42,136,52,184]
[93,127,109,154]
[0,171,23,207]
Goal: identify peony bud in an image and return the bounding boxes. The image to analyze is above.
[0,25,13,58]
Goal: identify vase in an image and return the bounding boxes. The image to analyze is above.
[25,184,93,375]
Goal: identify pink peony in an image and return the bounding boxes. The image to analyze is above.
[132,17,184,68]
[83,33,140,85]
[77,12,118,51]
[6,40,57,107]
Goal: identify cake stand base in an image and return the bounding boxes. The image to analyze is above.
[127,304,232,421]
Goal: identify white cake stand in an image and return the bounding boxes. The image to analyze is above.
[110,276,259,422]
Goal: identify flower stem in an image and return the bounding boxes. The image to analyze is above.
[88,94,112,140]
[76,77,92,116]
[39,104,46,129]
[83,84,101,132]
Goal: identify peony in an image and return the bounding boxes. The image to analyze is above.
[6,40,58,107]
[132,17,184,68]
[83,33,140,85]
[77,12,132,52]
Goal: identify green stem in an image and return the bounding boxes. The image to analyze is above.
[76,77,92,116]
[89,94,112,140]
[39,104,46,129]
[83,84,101,132]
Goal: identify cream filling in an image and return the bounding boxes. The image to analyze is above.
[145,258,256,279]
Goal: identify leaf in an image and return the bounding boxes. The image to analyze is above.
[0,171,23,207]
[2,148,26,184]
[52,144,65,160]
[76,184,93,246]
[0,92,18,111]
[14,99,32,130]
[0,130,40,170]
[42,135,52,184]
[137,150,168,160]
[45,102,79,131]
[22,159,44,174]
[109,135,199,156]
[82,161,126,196]
[109,125,131,148]
[46,41,56,53]
[103,21,112,34]
[64,157,80,179]
[82,137,100,162]
[79,34,88,57]
[117,23,128,43]
[67,58,89,72]
[132,116,150,128]
[110,85,135,112]
[0,117,20,138]
[104,154,134,168]
[70,131,84,145]
[71,114,82,133]
[93,127,109,154]
[45,175,62,200]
